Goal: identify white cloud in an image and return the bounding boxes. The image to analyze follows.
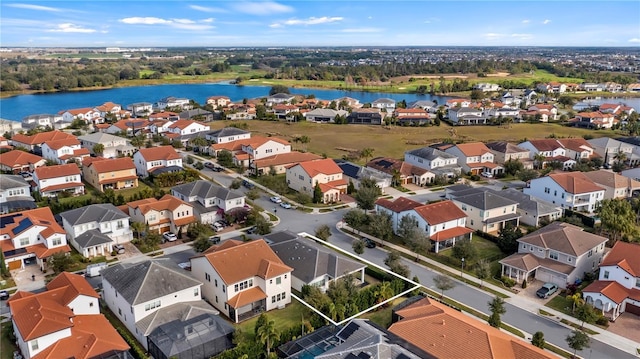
[543,19,551,25]
[629,38,640,43]
[522,19,530,24]
[232,1,293,15]
[5,3,63,12]
[47,23,96,33]
[511,33,533,40]
[119,16,214,30]
[342,27,382,33]
[270,16,343,28]
[189,4,227,13]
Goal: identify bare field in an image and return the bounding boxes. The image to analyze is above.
[210,121,618,161]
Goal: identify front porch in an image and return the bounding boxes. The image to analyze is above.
[101,177,138,192]
[41,184,85,198]
[227,287,268,323]
[483,213,520,234]
[430,227,473,253]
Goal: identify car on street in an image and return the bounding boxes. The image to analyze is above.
[279,202,292,209]
[113,244,125,254]
[242,180,255,189]
[213,166,224,172]
[204,162,215,169]
[0,290,9,300]
[178,262,191,271]
[209,235,221,244]
[270,196,282,203]
[162,232,178,242]
[246,226,257,234]
[536,282,558,299]
[212,222,224,232]
[364,238,376,248]
[481,171,494,178]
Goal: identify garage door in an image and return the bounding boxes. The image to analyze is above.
[625,303,640,316]
[536,270,565,288]
[8,260,22,270]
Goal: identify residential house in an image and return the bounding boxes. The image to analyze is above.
[77,132,136,158]
[286,158,347,203]
[225,105,256,120]
[446,185,520,234]
[408,100,437,112]
[536,82,567,93]
[0,207,70,271]
[473,83,501,92]
[347,109,383,125]
[171,180,245,225]
[106,118,151,137]
[41,137,90,165]
[580,83,607,92]
[266,93,296,106]
[445,98,472,108]
[10,130,76,153]
[583,242,640,319]
[95,101,126,119]
[149,120,175,135]
[33,164,84,198]
[523,172,605,212]
[334,159,392,193]
[82,157,138,192]
[388,296,555,359]
[445,142,502,176]
[404,147,461,178]
[21,114,63,130]
[148,111,180,122]
[133,145,183,177]
[556,138,596,161]
[124,194,196,235]
[371,98,396,113]
[165,119,210,136]
[500,222,607,288]
[0,136,11,150]
[211,136,291,168]
[59,107,101,125]
[179,108,215,122]
[8,272,129,359]
[205,127,251,144]
[270,104,299,120]
[0,150,45,173]
[304,108,348,123]
[525,104,558,122]
[366,157,433,186]
[496,189,563,227]
[332,96,362,109]
[253,151,322,175]
[127,102,153,117]
[266,231,366,292]
[156,96,192,111]
[583,170,640,199]
[448,107,486,125]
[393,108,431,126]
[101,259,205,350]
[60,203,133,258]
[573,112,616,129]
[0,175,35,214]
[518,139,575,170]
[485,141,532,167]
[375,197,424,233]
[484,104,520,119]
[190,239,293,323]
[206,95,231,108]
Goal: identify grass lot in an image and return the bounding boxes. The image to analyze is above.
[359,298,405,328]
[1,322,18,359]
[237,299,307,336]
[207,120,619,162]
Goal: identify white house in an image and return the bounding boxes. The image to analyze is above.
[304,108,349,123]
[404,147,461,178]
[206,96,232,108]
[524,172,605,213]
[445,142,501,175]
[518,139,575,170]
[190,239,293,323]
[9,272,128,359]
[41,137,90,164]
[375,197,424,234]
[101,259,203,350]
[59,203,133,258]
[587,137,639,167]
[286,159,347,203]
[205,127,251,144]
[0,175,35,214]
[124,194,196,235]
[11,130,76,152]
[473,83,500,92]
[59,107,102,124]
[583,241,640,319]
[78,132,135,158]
[133,145,183,177]
[266,93,296,106]
[371,98,396,113]
[127,102,153,117]
[21,114,64,130]
[156,96,191,111]
[171,180,246,225]
[211,136,291,168]
[583,170,640,199]
[33,163,84,198]
[447,107,486,125]
[165,119,210,136]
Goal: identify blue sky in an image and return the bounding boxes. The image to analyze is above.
[1,1,639,47]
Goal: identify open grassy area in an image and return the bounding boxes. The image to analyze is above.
[208,120,619,162]
[359,298,405,328]
[236,299,307,336]
[1,322,18,359]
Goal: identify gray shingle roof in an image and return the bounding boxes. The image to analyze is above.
[137,300,221,335]
[101,259,202,305]
[172,180,243,201]
[406,147,456,161]
[0,175,30,190]
[207,127,249,138]
[450,188,518,210]
[77,132,128,144]
[74,229,112,249]
[497,189,560,216]
[59,203,129,226]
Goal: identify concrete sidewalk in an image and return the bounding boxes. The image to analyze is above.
[338,222,640,357]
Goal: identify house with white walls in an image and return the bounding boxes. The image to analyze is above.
[33,163,84,198]
[523,172,605,213]
[172,180,246,225]
[41,137,90,164]
[286,158,348,203]
[445,142,501,175]
[133,145,183,177]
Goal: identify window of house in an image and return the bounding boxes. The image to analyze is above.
[270,279,273,284]
[234,284,239,292]
[31,340,38,351]
[215,296,218,303]
[635,278,640,288]
[549,251,559,260]
[52,238,62,246]
[205,273,210,282]
[284,275,287,279]
[567,257,572,262]
[272,296,276,303]
[194,288,199,297]
[276,276,282,285]
[215,279,218,287]
[588,250,593,257]
[544,187,550,194]
[222,285,225,293]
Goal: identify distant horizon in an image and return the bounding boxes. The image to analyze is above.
[2,1,639,47]
[2,45,640,49]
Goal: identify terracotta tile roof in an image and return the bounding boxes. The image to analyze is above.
[136,145,181,161]
[517,221,607,257]
[0,150,44,168]
[95,102,120,112]
[35,163,81,180]
[149,112,179,120]
[453,142,492,157]
[201,239,292,284]
[375,197,423,213]
[578,111,613,119]
[227,286,268,309]
[318,178,348,193]
[583,170,640,191]
[293,158,343,177]
[600,241,640,276]
[556,138,593,153]
[29,244,71,259]
[111,119,151,130]
[167,119,196,130]
[43,137,80,150]
[389,297,554,359]
[127,194,192,214]
[46,272,100,304]
[64,107,95,116]
[431,227,473,242]
[0,207,65,240]
[526,139,563,152]
[87,157,135,173]
[583,281,638,304]
[548,172,604,194]
[39,182,84,193]
[253,151,322,168]
[32,314,129,359]
[413,200,466,225]
[11,131,75,146]
[9,290,74,341]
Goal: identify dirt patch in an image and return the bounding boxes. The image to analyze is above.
[607,313,640,343]
[486,72,511,77]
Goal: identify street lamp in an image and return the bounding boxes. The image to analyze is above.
[461,258,465,279]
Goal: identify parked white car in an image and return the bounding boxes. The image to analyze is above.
[162,232,178,242]
[270,196,282,203]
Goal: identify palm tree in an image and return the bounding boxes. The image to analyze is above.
[130,221,146,240]
[190,136,208,152]
[391,169,402,187]
[327,302,337,321]
[359,147,375,163]
[92,143,105,157]
[614,150,627,165]
[374,281,394,305]
[256,319,280,356]
[566,293,584,314]
[533,153,546,170]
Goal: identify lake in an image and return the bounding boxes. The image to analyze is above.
[0,82,453,122]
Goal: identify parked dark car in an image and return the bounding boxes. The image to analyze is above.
[209,236,221,244]
[204,162,215,169]
[246,226,257,234]
[243,180,255,189]
[0,290,9,300]
[536,283,558,299]
[364,238,376,248]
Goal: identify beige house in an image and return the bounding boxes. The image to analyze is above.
[123,194,196,235]
[82,157,138,193]
[286,159,348,203]
[446,186,519,234]
[485,141,532,167]
[583,169,640,199]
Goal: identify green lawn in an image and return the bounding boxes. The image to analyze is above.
[359,298,404,328]
[1,322,18,359]
[236,299,307,336]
